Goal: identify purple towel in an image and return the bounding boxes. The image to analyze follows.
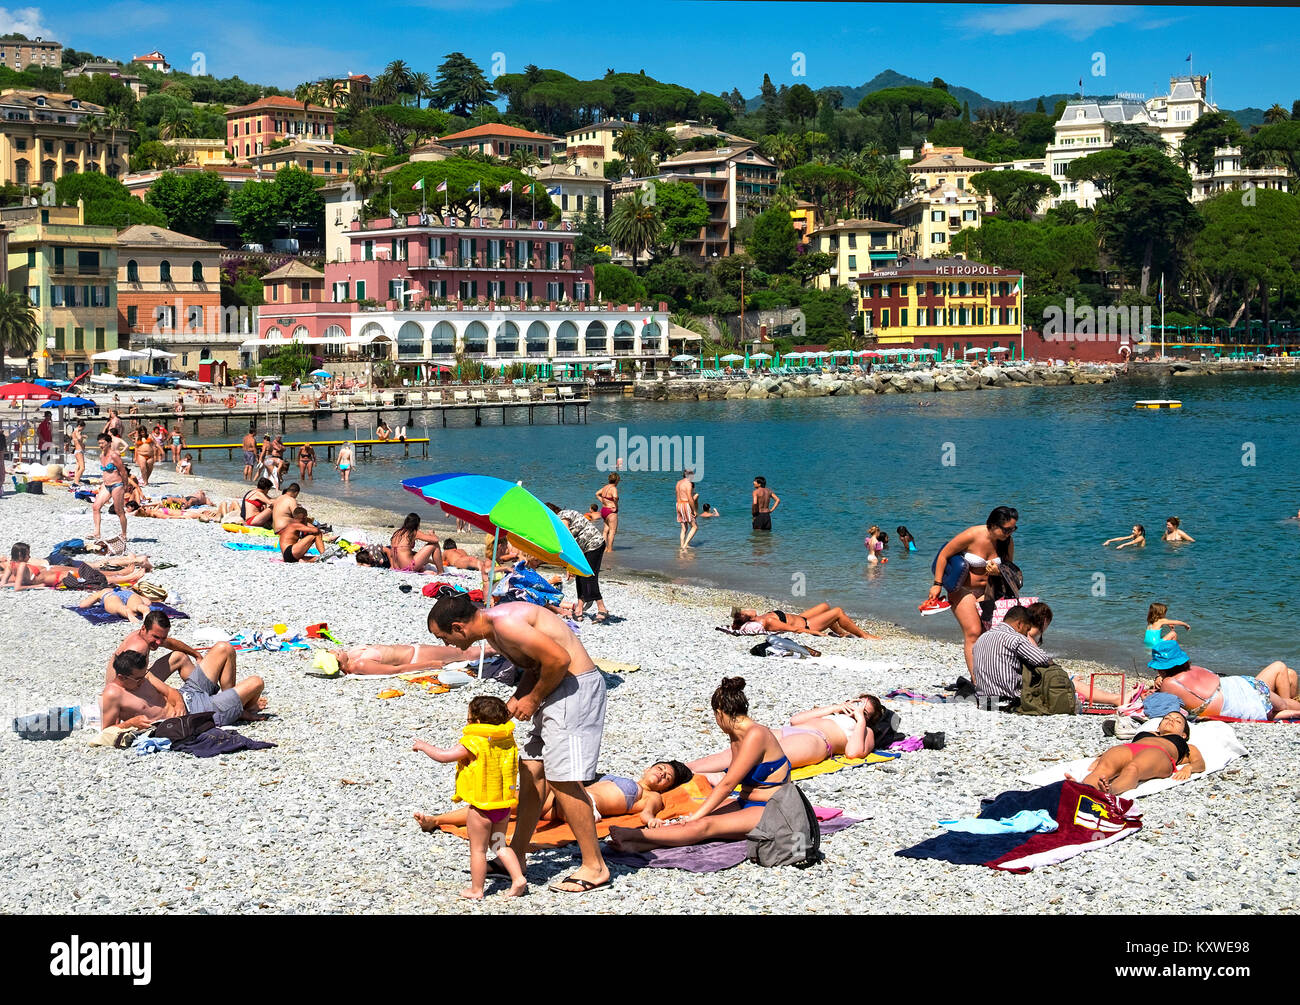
[170,727,275,757]
[603,809,859,873]
[64,601,190,626]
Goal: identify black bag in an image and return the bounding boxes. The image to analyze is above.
[150,711,216,741]
[990,559,1023,602]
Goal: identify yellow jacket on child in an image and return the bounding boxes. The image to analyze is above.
[453,722,519,810]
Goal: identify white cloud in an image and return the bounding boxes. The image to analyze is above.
[960,5,1147,40]
[0,5,51,37]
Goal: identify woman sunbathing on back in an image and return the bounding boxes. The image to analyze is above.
[79,586,154,622]
[1073,712,1205,795]
[730,603,877,639]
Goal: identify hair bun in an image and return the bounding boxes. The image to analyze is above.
[721,676,746,692]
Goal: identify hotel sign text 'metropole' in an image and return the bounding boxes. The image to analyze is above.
[868,263,1014,278]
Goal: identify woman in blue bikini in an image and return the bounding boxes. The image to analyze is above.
[608,677,790,852]
[91,432,129,543]
[79,585,153,622]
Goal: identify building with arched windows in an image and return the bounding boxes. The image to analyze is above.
[115,224,240,371]
[0,90,131,185]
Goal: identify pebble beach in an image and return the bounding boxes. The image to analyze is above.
[1,468,1294,916]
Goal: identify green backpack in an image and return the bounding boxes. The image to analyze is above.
[1018,661,1079,716]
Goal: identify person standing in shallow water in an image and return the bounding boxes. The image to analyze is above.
[751,476,779,531]
[675,469,698,549]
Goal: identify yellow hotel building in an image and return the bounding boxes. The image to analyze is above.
[859,259,1026,358]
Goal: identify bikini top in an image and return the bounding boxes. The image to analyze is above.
[1143,733,1190,762]
[739,752,791,790]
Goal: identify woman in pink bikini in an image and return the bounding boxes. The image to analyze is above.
[1077,712,1205,795]
[595,473,620,551]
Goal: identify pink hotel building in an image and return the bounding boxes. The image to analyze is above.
[248,213,673,369]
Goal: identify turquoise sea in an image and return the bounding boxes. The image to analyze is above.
[191,371,1300,673]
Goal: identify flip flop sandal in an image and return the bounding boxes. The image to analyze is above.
[548,874,612,894]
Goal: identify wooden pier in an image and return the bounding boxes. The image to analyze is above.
[145,437,432,463]
[107,394,590,435]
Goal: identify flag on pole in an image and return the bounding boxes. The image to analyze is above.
[411,178,424,191]
[521,184,533,195]
[467,181,481,193]
[500,181,512,193]
[546,186,561,196]
[435,179,448,192]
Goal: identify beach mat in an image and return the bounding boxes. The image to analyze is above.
[221,523,276,537]
[790,750,899,780]
[1020,720,1247,797]
[896,780,1141,873]
[65,602,189,626]
[222,540,320,556]
[603,809,858,873]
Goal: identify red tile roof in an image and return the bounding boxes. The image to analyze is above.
[440,123,559,143]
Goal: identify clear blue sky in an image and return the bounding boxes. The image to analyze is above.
[25,2,1297,109]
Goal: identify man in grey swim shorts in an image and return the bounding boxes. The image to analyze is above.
[429,594,610,893]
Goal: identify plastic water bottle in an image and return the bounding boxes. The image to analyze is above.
[80,698,102,731]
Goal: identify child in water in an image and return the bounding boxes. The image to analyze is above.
[412,695,526,899]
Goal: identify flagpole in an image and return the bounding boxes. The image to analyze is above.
[421,175,427,214]
[1160,272,1165,359]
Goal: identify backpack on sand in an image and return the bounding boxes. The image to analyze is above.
[745,783,822,868]
[1018,661,1079,716]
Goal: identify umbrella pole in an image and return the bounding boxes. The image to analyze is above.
[486,527,499,607]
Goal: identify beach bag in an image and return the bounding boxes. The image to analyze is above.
[749,637,815,659]
[1018,661,1079,716]
[135,580,168,602]
[745,783,821,868]
[991,560,1023,601]
[150,711,215,742]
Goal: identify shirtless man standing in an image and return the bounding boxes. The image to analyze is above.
[675,469,698,550]
[241,425,257,482]
[271,483,302,533]
[751,476,779,532]
[427,595,610,894]
[108,611,266,724]
[279,507,325,563]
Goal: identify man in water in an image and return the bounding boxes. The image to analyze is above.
[675,469,698,549]
[428,594,610,894]
[241,425,257,482]
[752,475,779,531]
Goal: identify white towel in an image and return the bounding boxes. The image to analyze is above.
[1021,721,1247,797]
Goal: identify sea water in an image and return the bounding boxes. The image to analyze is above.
[189,370,1300,672]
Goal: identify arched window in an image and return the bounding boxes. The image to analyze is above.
[323,324,347,342]
[585,321,608,352]
[265,326,283,340]
[126,259,139,283]
[291,325,311,342]
[556,320,578,354]
[397,320,424,357]
[430,321,456,354]
[160,260,172,283]
[192,261,204,283]
[613,320,636,352]
[495,321,520,354]
[526,320,549,355]
[463,321,488,353]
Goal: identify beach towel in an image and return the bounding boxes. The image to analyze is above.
[1020,721,1247,797]
[223,540,320,556]
[171,727,276,757]
[895,780,1141,873]
[604,810,859,873]
[714,626,786,637]
[221,523,276,537]
[65,601,189,626]
[789,750,899,780]
[435,776,718,849]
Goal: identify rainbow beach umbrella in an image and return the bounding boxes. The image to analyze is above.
[401,471,593,578]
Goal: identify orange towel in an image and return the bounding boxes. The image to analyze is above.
[434,776,716,849]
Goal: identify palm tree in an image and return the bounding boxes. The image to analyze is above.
[293,81,321,118]
[409,71,432,109]
[319,78,348,108]
[507,148,540,172]
[0,288,41,363]
[826,330,867,352]
[349,149,382,197]
[1264,103,1289,124]
[769,185,799,212]
[607,193,663,270]
[669,312,707,335]
[159,107,193,141]
[384,59,413,100]
[613,127,642,161]
[629,147,656,177]
[760,133,799,171]
[76,113,105,157]
[372,71,399,106]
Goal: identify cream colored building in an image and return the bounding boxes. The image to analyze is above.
[3,203,118,379]
[63,62,147,99]
[906,146,995,211]
[0,37,61,71]
[528,163,609,224]
[893,185,983,256]
[561,119,633,175]
[245,139,363,179]
[807,218,902,290]
[0,90,131,185]
[1045,75,1288,209]
[161,137,226,167]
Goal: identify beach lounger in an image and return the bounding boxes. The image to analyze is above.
[559,386,575,399]
[453,390,469,404]
[470,389,486,403]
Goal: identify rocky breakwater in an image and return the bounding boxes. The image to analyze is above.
[636,364,1116,402]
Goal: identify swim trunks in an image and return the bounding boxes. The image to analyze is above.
[752,509,772,531]
[179,671,245,726]
[520,667,606,783]
[676,501,695,525]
